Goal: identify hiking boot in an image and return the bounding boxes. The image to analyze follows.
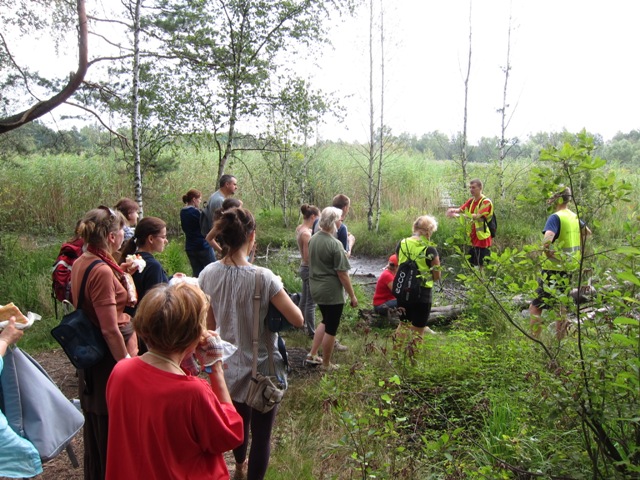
[334,339,348,352]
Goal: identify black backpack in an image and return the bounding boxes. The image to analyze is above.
[199,201,212,237]
[484,212,497,238]
[392,242,425,305]
[480,197,497,238]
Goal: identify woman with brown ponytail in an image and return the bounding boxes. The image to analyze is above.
[70,206,139,480]
[198,207,303,480]
[295,204,320,336]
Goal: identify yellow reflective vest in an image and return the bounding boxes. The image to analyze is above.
[542,208,582,272]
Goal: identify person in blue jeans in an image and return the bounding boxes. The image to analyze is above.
[180,189,215,277]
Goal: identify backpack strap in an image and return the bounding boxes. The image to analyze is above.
[399,238,427,264]
[76,259,102,310]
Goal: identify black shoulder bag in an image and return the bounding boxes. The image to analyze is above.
[51,259,109,369]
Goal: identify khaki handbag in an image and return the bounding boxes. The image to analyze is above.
[244,268,285,413]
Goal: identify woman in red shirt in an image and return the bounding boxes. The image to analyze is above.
[106,283,243,480]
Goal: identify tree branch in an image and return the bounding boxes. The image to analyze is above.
[0,0,88,134]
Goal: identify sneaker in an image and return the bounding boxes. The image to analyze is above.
[334,339,348,352]
[319,363,340,372]
[305,354,322,366]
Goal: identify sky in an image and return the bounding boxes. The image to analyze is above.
[12,0,640,144]
[306,0,640,143]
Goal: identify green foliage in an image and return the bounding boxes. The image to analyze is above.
[0,235,60,351]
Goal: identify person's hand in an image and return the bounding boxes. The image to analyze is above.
[349,296,358,308]
[195,330,224,366]
[446,208,459,218]
[0,317,24,347]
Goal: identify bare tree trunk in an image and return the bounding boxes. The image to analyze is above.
[460,0,473,191]
[366,0,375,231]
[498,4,513,200]
[375,0,385,232]
[0,0,88,134]
[131,0,144,217]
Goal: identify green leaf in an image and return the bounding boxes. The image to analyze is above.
[615,246,640,256]
[611,333,636,347]
[614,317,640,326]
[616,271,640,286]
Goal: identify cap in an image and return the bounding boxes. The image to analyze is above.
[388,254,398,265]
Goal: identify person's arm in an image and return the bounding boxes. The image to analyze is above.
[196,331,232,403]
[337,270,358,307]
[205,229,223,255]
[543,230,557,259]
[0,317,23,356]
[270,289,304,327]
[207,361,232,403]
[94,303,129,360]
[430,255,441,282]
[581,224,592,245]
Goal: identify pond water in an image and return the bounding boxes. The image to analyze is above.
[348,255,388,278]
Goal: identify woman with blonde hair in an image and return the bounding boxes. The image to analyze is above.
[306,207,358,371]
[395,215,441,335]
[106,283,243,479]
[70,206,139,480]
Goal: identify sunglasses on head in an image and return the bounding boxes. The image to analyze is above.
[98,205,117,219]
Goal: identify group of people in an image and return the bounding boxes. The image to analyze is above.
[54,179,305,480]
[2,174,589,480]
[370,178,590,339]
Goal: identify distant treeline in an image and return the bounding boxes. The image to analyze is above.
[2,122,640,165]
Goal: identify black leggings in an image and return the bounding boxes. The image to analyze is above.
[232,401,279,480]
[400,302,433,328]
[318,303,344,336]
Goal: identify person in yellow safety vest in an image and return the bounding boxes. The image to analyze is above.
[529,186,591,339]
[396,215,441,336]
[446,178,493,269]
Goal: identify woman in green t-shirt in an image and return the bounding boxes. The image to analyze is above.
[306,207,358,371]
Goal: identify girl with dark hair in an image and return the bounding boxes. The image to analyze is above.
[198,207,303,480]
[119,216,174,353]
[114,198,139,242]
[295,204,320,336]
[180,189,215,277]
[70,206,139,480]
